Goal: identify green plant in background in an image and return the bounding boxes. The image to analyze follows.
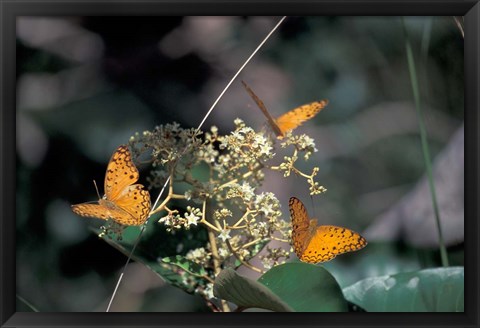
[402,18,449,267]
[15,16,464,313]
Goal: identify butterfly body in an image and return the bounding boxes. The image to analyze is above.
[97,197,131,216]
[289,197,367,263]
[71,145,151,226]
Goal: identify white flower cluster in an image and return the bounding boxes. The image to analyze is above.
[128,115,327,296]
[217,119,275,174]
[280,133,317,160]
[159,206,201,231]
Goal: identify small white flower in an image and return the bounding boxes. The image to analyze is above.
[259,142,273,156]
[261,257,273,270]
[239,126,253,135]
[204,283,214,299]
[253,134,267,146]
[261,202,275,217]
[219,138,229,149]
[234,118,244,126]
[252,221,268,238]
[239,181,255,201]
[238,249,250,259]
[218,229,231,242]
[218,247,229,258]
[231,131,244,141]
[185,212,199,226]
[186,247,207,262]
[218,154,230,165]
[170,122,180,132]
[159,214,172,225]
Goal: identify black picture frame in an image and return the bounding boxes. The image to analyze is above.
[2,1,478,327]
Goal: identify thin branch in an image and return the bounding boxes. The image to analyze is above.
[215,164,262,191]
[170,193,187,199]
[200,219,220,232]
[226,239,264,274]
[205,200,231,312]
[233,237,264,251]
[271,236,290,243]
[231,209,255,228]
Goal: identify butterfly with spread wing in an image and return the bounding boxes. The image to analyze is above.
[289,197,367,263]
[242,81,328,139]
[71,145,151,226]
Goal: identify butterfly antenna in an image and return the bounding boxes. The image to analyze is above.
[310,194,316,218]
[106,16,288,312]
[93,180,101,199]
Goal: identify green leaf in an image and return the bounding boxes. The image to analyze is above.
[162,255,207,277]
[149,262,198,295]
[322,241,423,288]
[258,262,348,312]
[213,268,293,312]
[100,234,197,294]
[90,222,211,296]
[343,267,464,312]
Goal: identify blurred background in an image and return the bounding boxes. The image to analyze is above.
[16,16,464,312]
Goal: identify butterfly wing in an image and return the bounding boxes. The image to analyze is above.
[289,197,313,258]
[104,145,151,225]
[111,184,151,226]
[71,203,111,220]
[275,100,328,136]
[72,201,144,225]
[104,145,140,201]
[302,225,367,264]
[242,81,284,137]
[289,197,367,264]
[72,203,122,220]
[72,145,151,226]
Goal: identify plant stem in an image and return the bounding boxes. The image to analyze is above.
[231,209,255,228]
[200,219,220,232]
[271,236,289,243]
[226,240,264,274]
[215,164,261,191]
[149,194,171,216]
[233,237,264,251]
[203,199,230,312]
[402,18,449,267]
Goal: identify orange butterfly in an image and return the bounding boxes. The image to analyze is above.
[71,145,151,226]
[242,81,328,139]
[289,197,367,263]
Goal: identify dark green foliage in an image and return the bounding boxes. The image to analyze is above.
[214,268,293,312]
[258,263,348,312]
[343,267,464,312]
